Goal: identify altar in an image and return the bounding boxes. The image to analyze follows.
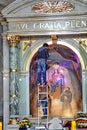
[1,0,87,130]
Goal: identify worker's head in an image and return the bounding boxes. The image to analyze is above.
[43,43,48,47]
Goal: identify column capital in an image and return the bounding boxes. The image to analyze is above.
[7,35,20,47]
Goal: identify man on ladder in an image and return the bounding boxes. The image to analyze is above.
[37,43,49,86]
[37,43,49,130]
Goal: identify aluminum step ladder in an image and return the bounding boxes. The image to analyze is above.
[37,84,49,130]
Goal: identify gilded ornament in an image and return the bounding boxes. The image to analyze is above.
[79,39,87,53]
[10,94,19,98]
[7,35,20,47]
[10,69,18,72]
[32,1,74,14]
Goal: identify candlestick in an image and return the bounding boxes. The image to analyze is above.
[71,120,76,130]
[0,122,2,130]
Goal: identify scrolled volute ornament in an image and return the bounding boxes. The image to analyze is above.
[7,35,20,47]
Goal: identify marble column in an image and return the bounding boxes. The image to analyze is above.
[7,35,20,117]
[82,70,87,112]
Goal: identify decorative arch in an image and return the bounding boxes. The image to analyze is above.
[28,38,85,118]
[25,38,86,71]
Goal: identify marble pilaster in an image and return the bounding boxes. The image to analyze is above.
[7,35,20,117]
[2,35,9,130]
[18,71,29,116]
[82,70,87,112]
[1,19,9,130]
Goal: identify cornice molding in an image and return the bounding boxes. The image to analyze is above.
[1,0,87,18]
[1,0,34,15]
[0,12,8,25]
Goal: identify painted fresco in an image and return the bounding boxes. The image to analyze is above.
[30,44,82,118]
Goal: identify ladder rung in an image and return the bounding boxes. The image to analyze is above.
[39,92,48,94]
[38,99,48,101]
[40,107,48,109]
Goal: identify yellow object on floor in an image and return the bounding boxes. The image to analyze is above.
[0,122,2,130]
[71,120,76,130]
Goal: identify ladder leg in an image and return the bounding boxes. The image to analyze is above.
[37,84,49,129]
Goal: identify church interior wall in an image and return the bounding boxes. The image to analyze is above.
[1,32,87,130]
[0,0,87,129]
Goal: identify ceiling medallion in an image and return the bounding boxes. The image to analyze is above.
[32,1,74,14]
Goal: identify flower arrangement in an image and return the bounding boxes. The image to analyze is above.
[19,116,32,129]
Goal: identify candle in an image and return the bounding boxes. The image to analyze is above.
[71,120,76,130]
[0,122,2,130]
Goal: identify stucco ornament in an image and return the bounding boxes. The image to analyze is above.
[32,1,74,14]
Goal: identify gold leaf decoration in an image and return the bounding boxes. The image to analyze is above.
[32,1,74,14]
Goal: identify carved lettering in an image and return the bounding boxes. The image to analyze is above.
[65,22,71,28]
[71,21,76,28]
[55,22,62,29]
[81,21,87,27]
[40,23,45,29]
[16,23,29,29]
[76,21,81,27]
[33,23,39,29]
[45,23,52,29]
[15,20,87,31]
